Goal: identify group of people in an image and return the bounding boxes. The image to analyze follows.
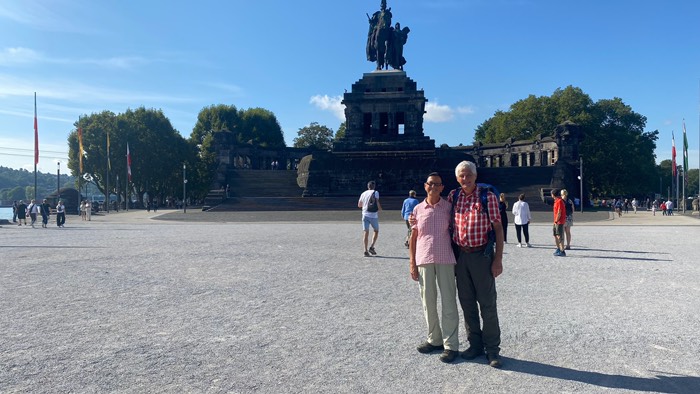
[357,167,588,367]
[358,161,504,367]
[79,200,93,221]
[653,199,675,216]
[551,188,575,256]
[12,199,66,228]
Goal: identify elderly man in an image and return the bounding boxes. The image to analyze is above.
[448,161,505,368]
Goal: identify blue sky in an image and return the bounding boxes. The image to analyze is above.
[1,0,699,174]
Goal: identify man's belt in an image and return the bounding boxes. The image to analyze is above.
[459,244,487,253]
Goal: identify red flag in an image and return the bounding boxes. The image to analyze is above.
[34,93,39,165]
[672,131,677,178]
[127,142,132,182]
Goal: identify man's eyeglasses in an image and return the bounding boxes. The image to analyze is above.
[425,182,443,187]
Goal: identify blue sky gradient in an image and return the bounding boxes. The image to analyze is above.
[1,0,699,174]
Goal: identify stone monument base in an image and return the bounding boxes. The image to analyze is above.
[297,148,474,197]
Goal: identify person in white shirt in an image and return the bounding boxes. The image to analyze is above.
[358,180,382,257]
[27,199,40,228]
[56,200,66,227]
[511,194,532,247]
[665,200,674,215]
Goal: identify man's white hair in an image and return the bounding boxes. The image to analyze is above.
[455,160,477,177]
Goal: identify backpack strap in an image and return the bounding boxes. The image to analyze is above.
[480,186,491,222]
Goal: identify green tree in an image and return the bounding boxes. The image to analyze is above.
[190,104,241,145]
[293,122,334,150]
[68,107,193,206]
[475,86,658,197]
[334,121,346,140]
[239,108,285,149]
[686,169,699,198]
[581,98,658,197]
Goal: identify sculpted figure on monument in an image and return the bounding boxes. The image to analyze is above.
[366,1,410,71]
[386,22,410,70]
[366,0,392,70]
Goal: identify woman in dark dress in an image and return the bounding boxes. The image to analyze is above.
[498,193,509,243]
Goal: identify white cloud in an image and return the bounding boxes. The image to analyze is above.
[0,47,42,65]
[425,101,454,122]
[310,94,345,120]
[0,74,193,105]
[0,47,152,69]
[204,82,245,97]
[457,105,476,115]
[0,1,96,34]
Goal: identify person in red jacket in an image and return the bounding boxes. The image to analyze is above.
[551,189,567,257]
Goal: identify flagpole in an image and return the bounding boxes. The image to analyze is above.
[126,142,130,211]
[33,92,38,200]
[106,131,110,214]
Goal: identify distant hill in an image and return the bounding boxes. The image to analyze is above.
[0,166,76,203]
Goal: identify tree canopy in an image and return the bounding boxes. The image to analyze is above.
[67,107,194,205]
[293,122,334,150]
[475,86,659,197]
[190,105,285,149]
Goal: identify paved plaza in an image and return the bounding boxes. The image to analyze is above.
[1,209,699,393]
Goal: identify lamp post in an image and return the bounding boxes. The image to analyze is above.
[578,155,583,213]
[183,163,187,213]
[57,161,61,201]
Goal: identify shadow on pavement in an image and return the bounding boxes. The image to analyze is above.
[503,358,700,394]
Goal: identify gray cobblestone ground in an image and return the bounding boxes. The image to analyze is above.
[1,209,699,393]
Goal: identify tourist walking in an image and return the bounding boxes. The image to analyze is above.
[561,189,574,250]
[16,200,27,226]
[632,197,638,213]
[85,200,92,221]
[358,180,382,257]
[56,200,66,227]
[12,200,18,223]
[40,199,51,228]
[401,189,420,248]
[551,189,566,256]
[666,199,674,215]
[511,193,531,247]
[498,193,509,243]
[408,172,459,363]
[27,199,39,228]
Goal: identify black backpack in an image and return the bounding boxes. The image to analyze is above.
[366,191,379,213]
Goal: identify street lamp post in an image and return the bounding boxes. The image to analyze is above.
[579,156,583,213]
[183,163,187,213]
[57,161,61,201]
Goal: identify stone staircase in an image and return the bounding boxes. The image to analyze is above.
[205,166,558,212]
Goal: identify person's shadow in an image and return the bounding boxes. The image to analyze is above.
[502,358,700,393]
